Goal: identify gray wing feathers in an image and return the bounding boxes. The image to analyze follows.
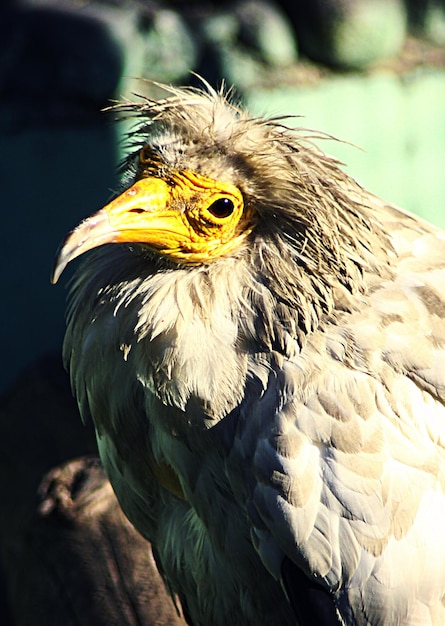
[234,218,445,624]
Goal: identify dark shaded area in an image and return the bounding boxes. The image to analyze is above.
[282,557,341,626]
[0,2,123,394]
[0,354,187,625]
[0,5,124,128]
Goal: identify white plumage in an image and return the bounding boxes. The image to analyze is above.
[53,83,445,625]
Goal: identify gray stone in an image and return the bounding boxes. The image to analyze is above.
[235,0,298,66]
[136,8,198,82]
[294,0,408,69]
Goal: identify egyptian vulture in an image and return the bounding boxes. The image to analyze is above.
[52,82,445,626]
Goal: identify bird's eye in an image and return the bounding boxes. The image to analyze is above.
[207,197,235,219]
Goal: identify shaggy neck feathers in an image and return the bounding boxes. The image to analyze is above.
[67,84,391,425]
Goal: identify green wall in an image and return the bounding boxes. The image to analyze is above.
[247,69,445,227]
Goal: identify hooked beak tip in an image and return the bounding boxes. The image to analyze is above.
[50,209,114,285]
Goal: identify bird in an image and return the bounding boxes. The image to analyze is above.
[52,81,445,626]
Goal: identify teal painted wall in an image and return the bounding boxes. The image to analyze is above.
[247,70,445,227]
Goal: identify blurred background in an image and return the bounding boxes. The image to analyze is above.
[1,0,445,395]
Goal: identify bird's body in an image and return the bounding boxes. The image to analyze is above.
[54,84,445,625]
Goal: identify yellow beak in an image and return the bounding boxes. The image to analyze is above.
[51,172,251,284]
[52,177,177,283]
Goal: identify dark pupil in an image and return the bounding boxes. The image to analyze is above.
[208,197,235,218]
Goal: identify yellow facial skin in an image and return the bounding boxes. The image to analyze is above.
[51,163,254,284]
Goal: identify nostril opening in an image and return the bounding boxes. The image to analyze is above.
[129,208,146,214]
